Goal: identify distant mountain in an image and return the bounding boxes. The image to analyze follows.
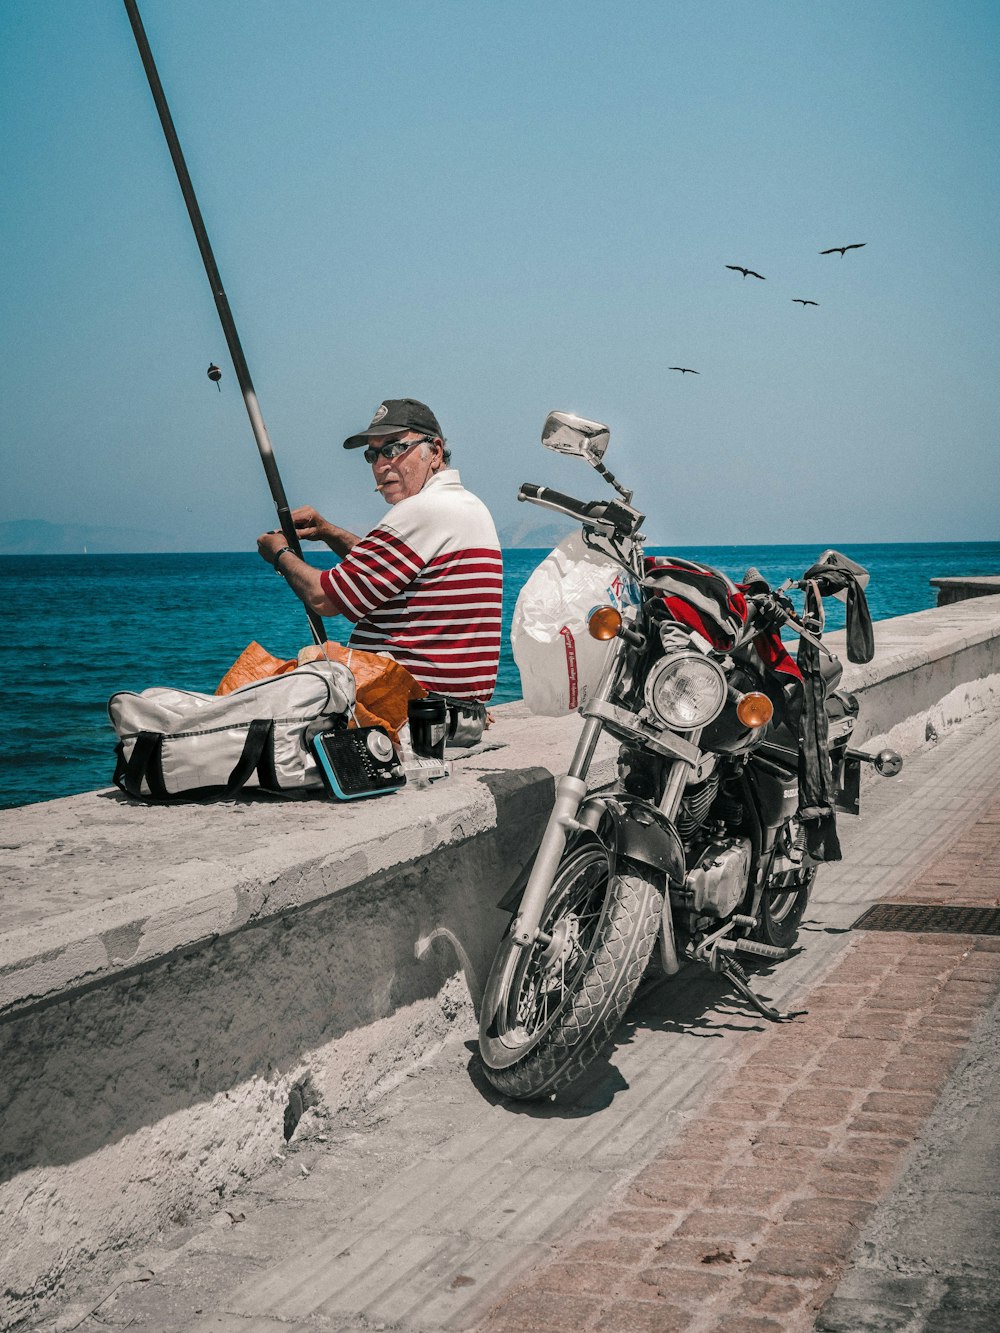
[0,519,180,555]
[497,509,575,550]
[1,513,572,554]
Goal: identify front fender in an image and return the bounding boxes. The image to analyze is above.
[580,794,685,884]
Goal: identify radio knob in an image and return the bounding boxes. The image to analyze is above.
[366,730,394,762]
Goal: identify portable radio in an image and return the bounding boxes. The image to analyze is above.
[310,726,406,800]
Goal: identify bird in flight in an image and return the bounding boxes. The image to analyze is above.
[792,299,819,306]
[668,367,700,375]
[819,243,866,255]
[726,265,766,280]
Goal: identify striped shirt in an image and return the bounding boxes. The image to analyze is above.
[319,469,502,701]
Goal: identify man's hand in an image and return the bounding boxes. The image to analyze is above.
[255,529,339,616]
[257,530,291,566]
[290,505,360,558]
[291,505,333,545]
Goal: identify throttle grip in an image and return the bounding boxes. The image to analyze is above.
[518,483,586,511]
[517,483,643,537]
[517,484,609,525]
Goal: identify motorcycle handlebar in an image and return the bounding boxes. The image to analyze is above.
[518,483,609,524]
[518,484,643,536]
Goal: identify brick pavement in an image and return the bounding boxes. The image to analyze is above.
[884,791,1000,908]
[477,777,1000,1332]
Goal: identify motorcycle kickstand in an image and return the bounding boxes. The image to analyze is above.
[688,919,807,1023]
[715,954,807,1023]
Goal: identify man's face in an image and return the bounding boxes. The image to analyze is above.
[368,431,443,504]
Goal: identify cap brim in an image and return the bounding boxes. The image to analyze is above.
[343,426,407,450]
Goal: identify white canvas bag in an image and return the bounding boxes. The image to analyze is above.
[510,532,638,716]
[109,660,355,800]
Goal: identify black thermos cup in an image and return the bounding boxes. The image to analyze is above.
[408,697,448,760]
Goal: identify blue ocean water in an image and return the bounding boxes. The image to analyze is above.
[2,542,998,809]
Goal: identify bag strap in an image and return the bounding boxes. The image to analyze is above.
[225,718,275,795]
[255,722,279,791]
[114,731,168,800]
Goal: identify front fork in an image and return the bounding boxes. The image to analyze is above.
[509,641,624,948]
[651,728,703,974]
[509,638,700,966]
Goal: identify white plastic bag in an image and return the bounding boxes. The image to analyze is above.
[511,532,637,715]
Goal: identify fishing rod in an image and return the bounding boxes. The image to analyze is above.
[123,0,326,646]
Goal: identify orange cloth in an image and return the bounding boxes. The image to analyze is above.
[215,642,297,694]
[215,640,426,743]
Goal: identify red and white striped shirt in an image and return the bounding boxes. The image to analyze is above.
[319,469,502,701]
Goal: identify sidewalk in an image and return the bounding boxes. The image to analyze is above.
[479,799,1000,1333]
[42,704,1000,1333]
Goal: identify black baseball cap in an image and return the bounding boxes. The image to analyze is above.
[343,398,443,450]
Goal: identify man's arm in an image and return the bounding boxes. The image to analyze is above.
[256,532,343,616]
[258,520,424,625]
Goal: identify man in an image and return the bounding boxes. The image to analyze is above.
[257,398,502,703]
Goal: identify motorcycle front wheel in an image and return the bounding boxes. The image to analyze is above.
[478,839,662,1101]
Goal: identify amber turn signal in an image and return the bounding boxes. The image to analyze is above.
[588,606,623,641]
[736,691,773,728]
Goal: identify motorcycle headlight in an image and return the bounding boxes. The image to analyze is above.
[644,653,727,730]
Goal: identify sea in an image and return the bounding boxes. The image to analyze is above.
[2,542,998,809]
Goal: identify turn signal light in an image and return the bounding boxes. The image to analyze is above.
[736,691,773,728]
[589,606,623,641]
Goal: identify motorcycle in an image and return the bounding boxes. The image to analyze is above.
[479,412,902,1101]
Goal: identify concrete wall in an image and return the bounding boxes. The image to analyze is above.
[929,576,1000,607]
[833,594,1000,752]
[3,593,1000,1328]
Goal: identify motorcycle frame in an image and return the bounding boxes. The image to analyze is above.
[508,584,707,972]
[506,569,818,972]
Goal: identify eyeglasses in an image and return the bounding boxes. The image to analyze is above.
[363,436,432,465]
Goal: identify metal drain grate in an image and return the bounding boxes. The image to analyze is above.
[853,903,1000,935]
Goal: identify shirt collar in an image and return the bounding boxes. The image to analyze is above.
[421,467,461,492]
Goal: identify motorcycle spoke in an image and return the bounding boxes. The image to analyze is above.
[573,903,603,931]
[516,967,542,1029]
[753,864,816,946]
[502,845,613,1043]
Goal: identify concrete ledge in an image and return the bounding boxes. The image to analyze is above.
[3,596,1000,1326]
[929,575,1000,606]
[5,598,999,1025]
[0,713,586,1019]
[834,592,1000,747]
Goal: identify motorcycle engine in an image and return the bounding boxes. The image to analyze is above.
[676,771,720,839]
[683,835,752,918]
[623,742,753,919]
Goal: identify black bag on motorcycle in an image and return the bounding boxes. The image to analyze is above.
[792,562,873,861]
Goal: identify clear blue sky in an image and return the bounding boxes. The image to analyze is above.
[2,0,997,549]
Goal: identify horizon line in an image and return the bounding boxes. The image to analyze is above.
[3,538,1000,557]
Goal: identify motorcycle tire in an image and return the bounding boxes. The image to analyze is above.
[478,839,662,1101]
[753,864,816,951]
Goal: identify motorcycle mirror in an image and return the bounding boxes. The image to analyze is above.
[873,748,903,777]
[816,548,871,603]
[541,411,611,466]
